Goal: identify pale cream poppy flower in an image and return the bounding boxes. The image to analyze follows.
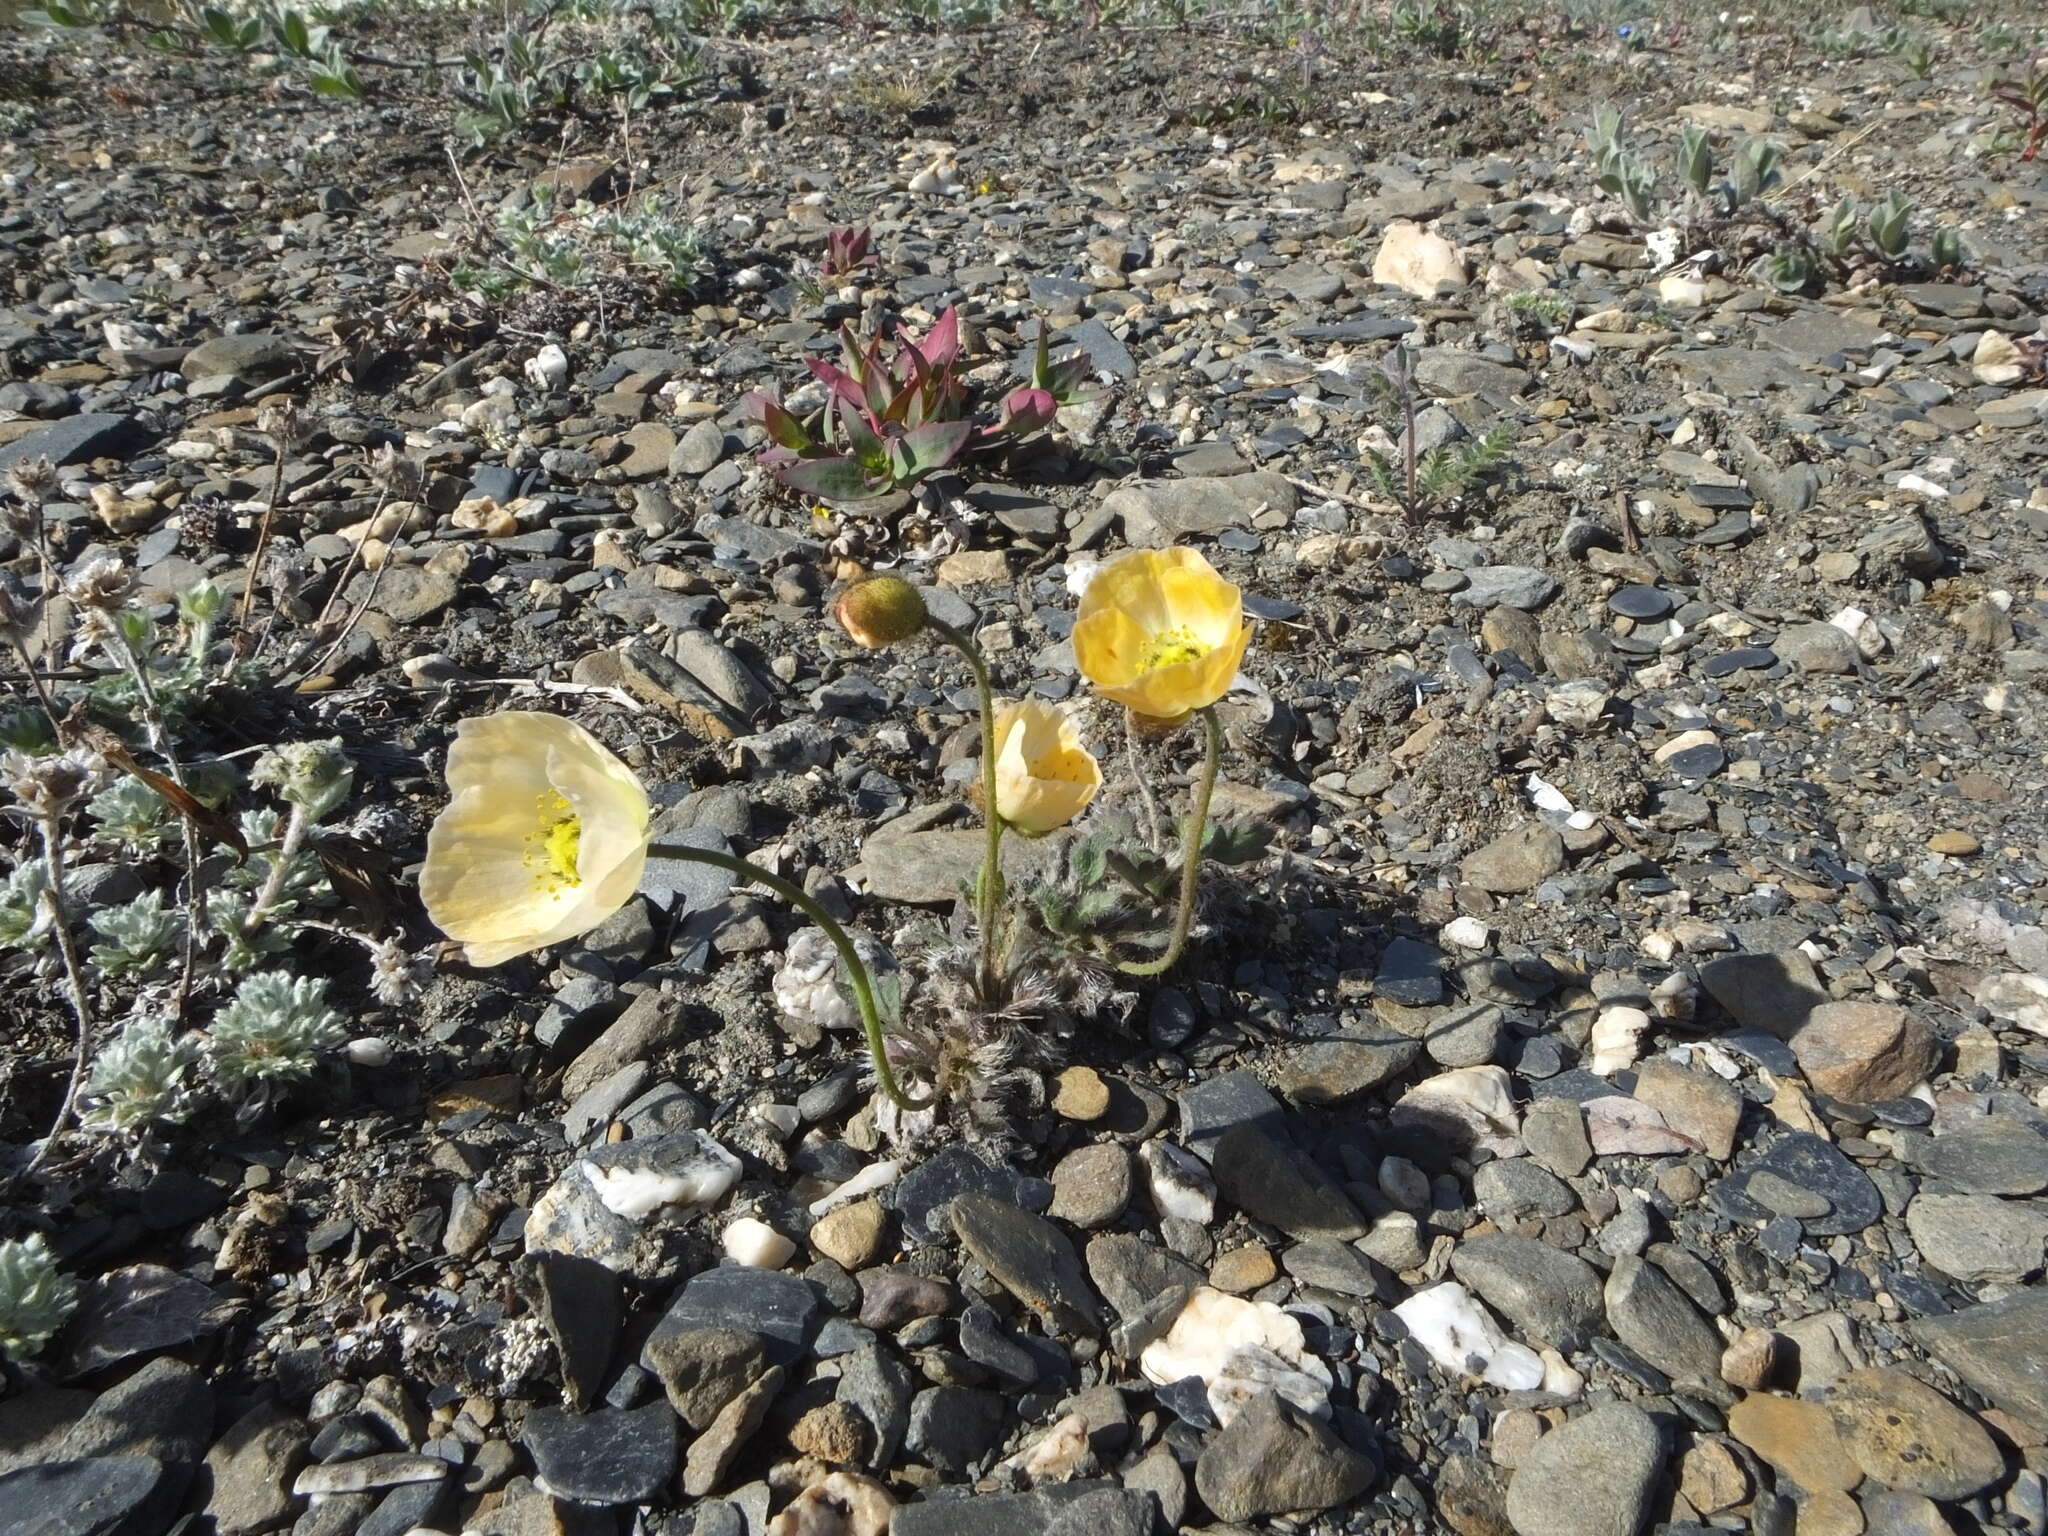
[991,699,1101,835]
[421,712,649,967]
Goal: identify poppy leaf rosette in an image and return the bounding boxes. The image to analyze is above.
[991,700,1102,835]
[1071,547,1253,720]
[421,712,650,966]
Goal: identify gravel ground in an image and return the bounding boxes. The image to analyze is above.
[4,6,2048,1535]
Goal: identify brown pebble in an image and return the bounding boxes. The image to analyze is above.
[1927,830,1980,856]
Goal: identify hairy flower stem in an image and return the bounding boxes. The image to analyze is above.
[925,618,1004,992]
[645,842,932,1112]
[243,801,310,937]
[1115,706,1221,978]
[27,817,94,1174]
[105,629,207,1013]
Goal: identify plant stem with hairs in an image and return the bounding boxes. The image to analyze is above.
[925,617,1005,993]
[1114,706,1221,977]
[646,841,931,1112]
[26,816,94,1174]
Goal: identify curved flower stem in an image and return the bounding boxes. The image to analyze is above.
[924,617,1004,991]
[645,841,932,1112]
[1116,706,1222,978]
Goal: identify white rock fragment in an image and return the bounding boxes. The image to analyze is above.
[907,156,962,196]
[1442,916,1492,951]
[808,1160,900,1217]
[1896,473,1948,500]
[1976,973,2048,1037]
[582,1132,741,1220]
[1392,1282,1544,1390]
[1140,1139,1216,1223]
[1589,1006,1652,1076]
[1372,222,1466,297]
[524,343,569,391]
[1539,1347,1585,1399]
[1140,1287,1333,1426]
[1393,1067,1522,1158]
[344,1037,392,1068]
[722,1216,795,1270]
[773,928,859,1035]
[1972,330,2025,386]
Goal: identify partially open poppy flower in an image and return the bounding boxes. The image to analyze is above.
[991,700,1101,835]
[1070,547,1253,720]
[420,712,649,967]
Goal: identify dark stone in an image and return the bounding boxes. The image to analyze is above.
[1211,1126,1367,1241]
[948,1193,1103,1337]
[648,1267,819,1365]
[1376,937,1445,1007]
[895,1146,1053,1246]
[521,1402,677,1505]
[905,1387,1006,1473]
[1916,1289,2048,1436]
[1177,1069,1288,1159]
[1193,1390,1376,1522]
[1451,1234,1604,1350]
[835,1344,916,1470]
[0,1456,167,1536]
[890,1483,1158,1536]
[0,414,145,473]
[526,1251,620,1411]
[1714,1132,1883,1237]
[1609,585,1672,620]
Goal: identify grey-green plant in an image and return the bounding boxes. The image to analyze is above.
[1762,246,1819,295]
[1864,190,1914,260]
[79,1014,203,1137]
[0,1236,76,1363]
[87,890,181,977]
[207,971,346,1111]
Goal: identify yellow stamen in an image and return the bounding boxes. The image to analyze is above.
[1139,627,1206,674]
[525,791,582,892]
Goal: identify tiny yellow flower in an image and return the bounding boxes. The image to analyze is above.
[991,700,1102,835]
[420,712,650,967]
[1071,547,1253,720]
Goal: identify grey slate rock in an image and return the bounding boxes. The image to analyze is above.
[526,1251,620,1411]
[1211,1126,1367,1241]
[0,1456,168,1536]
[522,1402,677,1505]
[1177,1069,1287,1159]
[948,1192,1103,1337]
[1915,1117,2048,1196]
[890,1484,1157,1536]
[1604,1255,1723,1389]
[1451,1234,1605,1350]
[1916,1289,2048,1437]
[1193,1390,1376,1523]
[835,1343,915,1470]
[1714,1132,1883,1237]
[649,1266,820,1365]
[0,413,145,473]
[905,1387,1006,1473]
[894,1145,1053,1246]
[1504,1402,1662,1536]
[1698,950,1828,1039]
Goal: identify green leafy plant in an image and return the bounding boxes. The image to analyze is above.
[80,1015,204,1137]
[1762,246,1818,294]
[1864,190,1914,261]
[0,1236,76,1363]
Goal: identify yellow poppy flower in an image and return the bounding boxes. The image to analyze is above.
[991,700,1102,835]
[1071,547,1253,720]
[420,712,650,967]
